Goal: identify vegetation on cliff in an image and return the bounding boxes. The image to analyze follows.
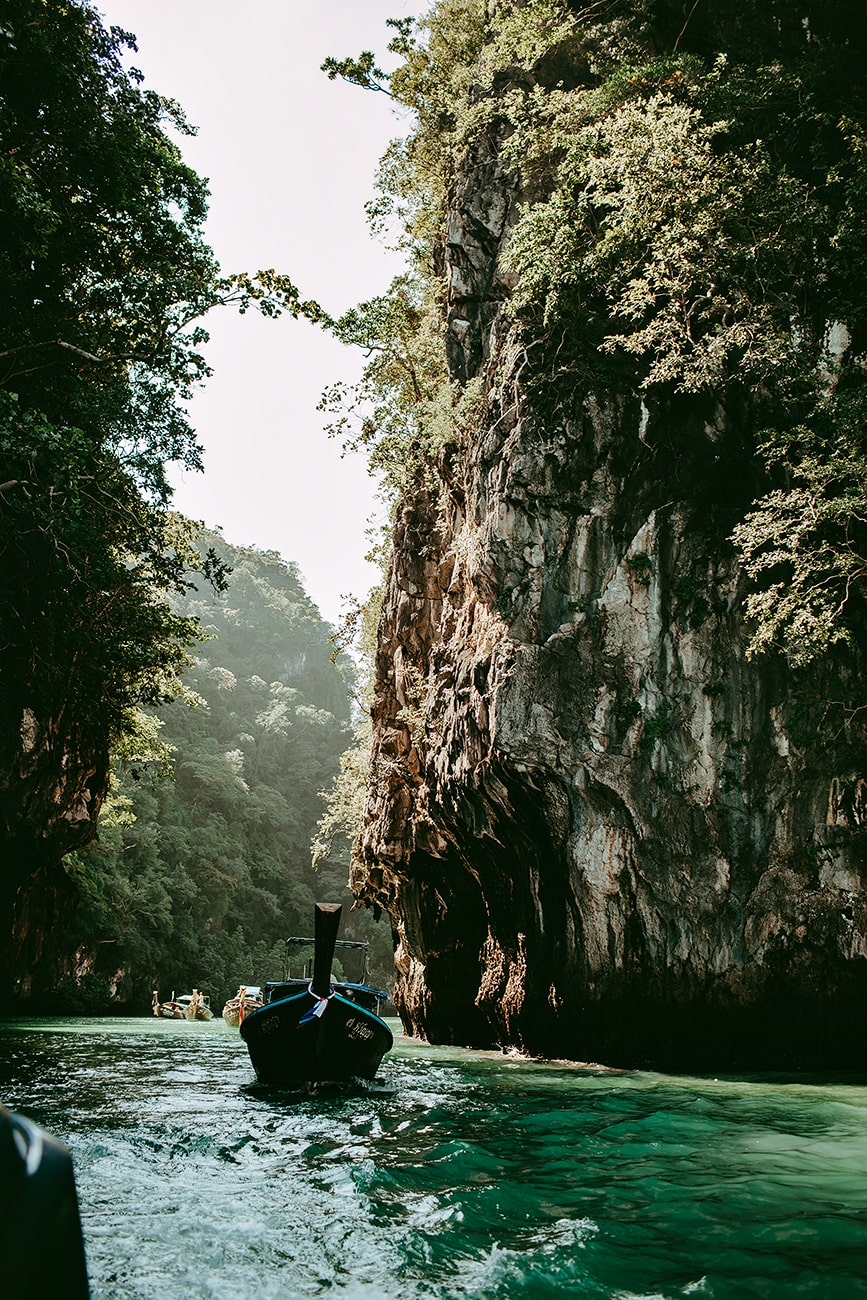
[5,0,865,1020]
[327,0,867,673]
[322,0,867,1065]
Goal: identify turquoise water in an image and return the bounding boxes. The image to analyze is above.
[2,1017,867,1298]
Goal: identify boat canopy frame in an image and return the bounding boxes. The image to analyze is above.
[282,935,371,985]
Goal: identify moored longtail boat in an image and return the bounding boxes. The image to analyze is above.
[239,903,393,1086]
[152,991,185,1019]
[222,985,263,1027]
[180,989,213,1020]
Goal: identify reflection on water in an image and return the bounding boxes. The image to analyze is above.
[2,1016,867,1298]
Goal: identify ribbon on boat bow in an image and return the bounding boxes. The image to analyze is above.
[298,981,335,1026]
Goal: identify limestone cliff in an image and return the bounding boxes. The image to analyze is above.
[351,6,867,1070]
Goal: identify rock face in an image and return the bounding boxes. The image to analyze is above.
[352,113,867,1074]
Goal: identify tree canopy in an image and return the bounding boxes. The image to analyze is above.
[0,0,310,948]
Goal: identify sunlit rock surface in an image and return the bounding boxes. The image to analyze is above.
[352,132,867,1073]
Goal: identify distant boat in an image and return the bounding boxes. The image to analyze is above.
[222,985,263,1027]
[179,989,213,1021]
[239,903,393,1087]
[152,989,212,1020]
[152,992,185,1019]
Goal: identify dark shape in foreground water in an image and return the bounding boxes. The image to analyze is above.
[0,1102,89,1298]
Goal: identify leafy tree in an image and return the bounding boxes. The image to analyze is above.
[489,2,867,664]
[313,587,383,872]
[0,0,312,988]
[733,385,867,667]
[318,276,487,505]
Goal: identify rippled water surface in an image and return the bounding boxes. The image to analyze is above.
[2,1017,867,1298]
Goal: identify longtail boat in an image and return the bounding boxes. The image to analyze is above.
[152,990,212,1020]
[222,985,263,1027]
[180,990,213,1020]
[152,992,185,1019]
[239,903,393,1087]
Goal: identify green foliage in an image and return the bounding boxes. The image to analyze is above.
[325,0,867,673]
[319,2,491,513]
[0,3,310,459]
[481,4,867,665]
[319,276,450,499]
[640,706,675,753]
[359,2,488,258]
[506,83,816,392]
[72,533,393,1006]
[613,697,641,730]
[313,588,382,870]
[626,551,653,587]
[311,722,373,869]
[733,383,867,666]
[321,50,392,96]
[0,0,314,879]
[495,23,849,390]
[320,276,487,506]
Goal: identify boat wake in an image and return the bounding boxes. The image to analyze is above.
[240,1074,396,1101]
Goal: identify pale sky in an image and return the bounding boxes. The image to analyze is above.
[95,0,417,625]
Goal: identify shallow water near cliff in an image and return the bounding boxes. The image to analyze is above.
[2,1017,867,1299]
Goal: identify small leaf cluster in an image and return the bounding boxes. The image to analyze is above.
[318,274,475,507]
[733,384,867,666]
[319,2,491,525]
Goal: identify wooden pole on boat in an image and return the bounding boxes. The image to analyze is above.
[311,903,342,998]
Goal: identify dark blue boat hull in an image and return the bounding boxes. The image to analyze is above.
[240,989,393,1085]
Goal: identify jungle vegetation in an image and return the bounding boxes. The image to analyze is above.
[4,0,866,1003]
[60,532,393,1013]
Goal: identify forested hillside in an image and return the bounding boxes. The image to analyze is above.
[45,532,390,1012]
[0,0,317,996]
